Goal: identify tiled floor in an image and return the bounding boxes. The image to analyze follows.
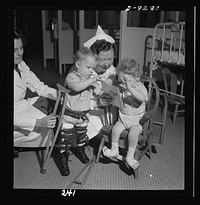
[12,55,188,196]
[13,110,185,189]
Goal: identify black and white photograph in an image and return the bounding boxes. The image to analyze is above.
[8,5,196,197]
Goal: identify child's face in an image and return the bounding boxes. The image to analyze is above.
[76,56,98,78]
[118,72,139,88]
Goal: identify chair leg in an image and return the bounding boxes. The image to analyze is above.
[134,146,140,161]
[96,136,105,163]
[14,149,20,158]
[173,104,178,123]
[160,94,165,115]
[148,142,152,159]
[134,167,139,180]
[160,97,167,145]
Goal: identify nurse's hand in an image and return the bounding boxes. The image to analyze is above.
[35,114,57,128]
[98,93,113,107]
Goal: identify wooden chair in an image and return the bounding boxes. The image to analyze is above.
[153,81,168,146]
[162,68,185,123]
[96,75,160,179]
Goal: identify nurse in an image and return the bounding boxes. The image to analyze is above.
[84,25,118,140]
[14,28,57,156]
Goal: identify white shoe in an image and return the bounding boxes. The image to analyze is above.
[126,157,139,170]
[102,146,119,158]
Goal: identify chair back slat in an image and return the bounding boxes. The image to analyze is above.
[139,75,160,126]
[170,73,178,94]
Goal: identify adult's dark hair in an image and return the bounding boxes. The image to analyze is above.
[90,39,117,58]
[14,28,26,46]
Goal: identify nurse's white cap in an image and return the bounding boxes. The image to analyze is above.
[83,25,115,48]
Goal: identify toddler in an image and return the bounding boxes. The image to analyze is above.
[103,57,148,170]
[57,47,102,176]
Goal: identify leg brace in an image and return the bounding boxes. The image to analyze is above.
[61,107,89,148]
[75,122,89,146]
[58,125,76,153]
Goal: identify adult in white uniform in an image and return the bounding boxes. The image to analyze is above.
[14,28,57,156]
[83,25,118,140]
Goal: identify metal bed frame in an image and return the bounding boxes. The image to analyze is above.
[150,21,185,79]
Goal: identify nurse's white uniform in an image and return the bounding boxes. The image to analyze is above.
[87,65,117,140]
[14,61,57,147]
[83,25,117,140]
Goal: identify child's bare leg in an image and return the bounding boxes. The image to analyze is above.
[126,125,142,169]
[103,121,125,158]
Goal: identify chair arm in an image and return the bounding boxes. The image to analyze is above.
[139,110,154,126]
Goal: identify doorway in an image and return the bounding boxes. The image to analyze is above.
[15,8,43,60]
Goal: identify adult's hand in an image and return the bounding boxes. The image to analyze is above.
[35,113,56,128]
[98,93,113,107]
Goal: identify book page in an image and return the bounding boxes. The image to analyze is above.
[101,80,125,111]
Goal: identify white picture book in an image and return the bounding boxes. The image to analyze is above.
[101,80,125,111]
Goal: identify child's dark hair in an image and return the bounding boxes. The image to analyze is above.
[74,46,98,63]
[116,57,143,78]
[90,39,117,58]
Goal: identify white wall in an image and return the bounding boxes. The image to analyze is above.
[79,29,109,48]
[120,27,153,73]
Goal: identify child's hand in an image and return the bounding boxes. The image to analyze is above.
[124,76,132,90]
[97,74,104,81]
[98,73,107,80]
[92,74,104,83]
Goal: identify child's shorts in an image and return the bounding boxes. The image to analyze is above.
[119,112,143,131]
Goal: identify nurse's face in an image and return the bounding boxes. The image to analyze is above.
[95,49,114,74]
[14,38,24,65]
